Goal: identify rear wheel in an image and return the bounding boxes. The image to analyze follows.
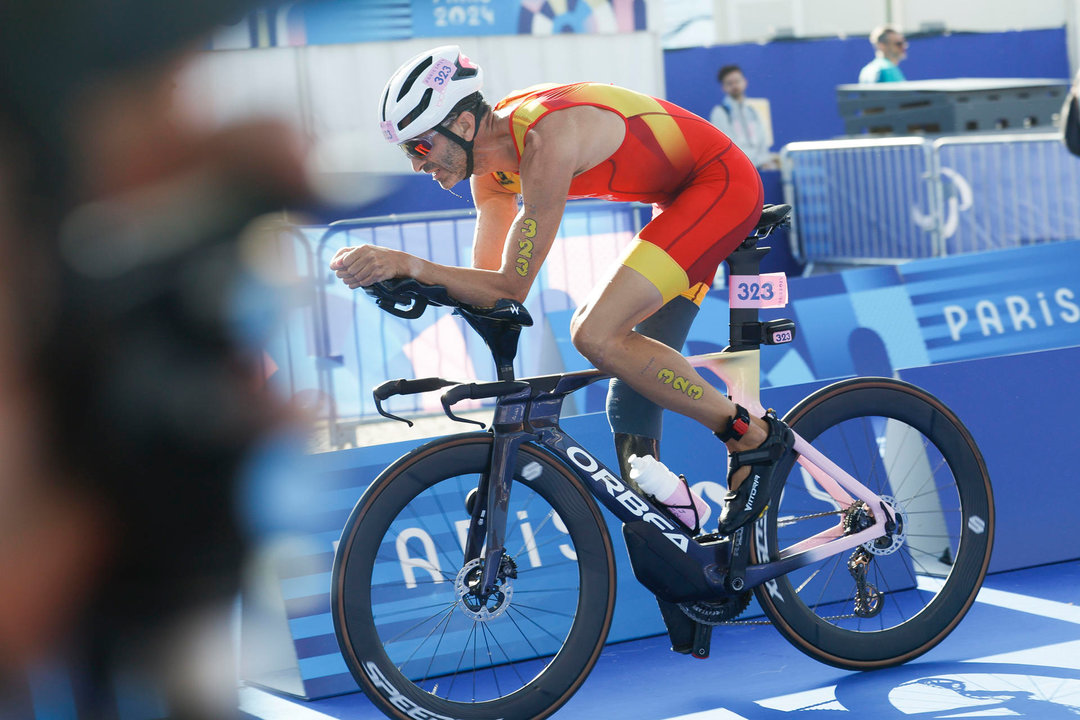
[753,378,994,670]
[332,433,617,720]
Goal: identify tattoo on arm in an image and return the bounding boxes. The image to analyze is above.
[516,218,538,277]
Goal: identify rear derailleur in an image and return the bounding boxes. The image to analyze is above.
[847,546,883,618]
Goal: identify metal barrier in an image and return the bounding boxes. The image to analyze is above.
[781,132,1080,268]
[933,133,1080,255]
[264,201,649,446]
[781,137,940,266]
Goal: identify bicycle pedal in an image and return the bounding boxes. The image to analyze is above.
[691,621,712,659]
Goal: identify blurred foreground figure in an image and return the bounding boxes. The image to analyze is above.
[0,2,310,717]
[1062,68,1080,157]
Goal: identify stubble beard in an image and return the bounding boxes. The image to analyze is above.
[437,144,469,188]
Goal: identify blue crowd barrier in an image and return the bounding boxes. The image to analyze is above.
[261,201,650,444]
[782,133,1080,268]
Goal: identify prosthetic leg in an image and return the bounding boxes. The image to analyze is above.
[607,295,710,656]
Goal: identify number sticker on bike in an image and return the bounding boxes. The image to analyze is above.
[729,273,788,309]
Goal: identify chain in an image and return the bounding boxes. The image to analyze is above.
[718,612,858,626]
[715,508,855,625]
[776,508,845,526]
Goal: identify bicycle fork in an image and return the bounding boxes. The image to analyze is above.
[462,430,532,598]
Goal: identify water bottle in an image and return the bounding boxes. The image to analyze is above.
[628,454,711,531]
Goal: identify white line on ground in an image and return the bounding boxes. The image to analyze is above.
[971,638,1080,669]
[917,576,1080,624]
[239,687,340,720]
[755,685,844,712]
[656,709,752,720]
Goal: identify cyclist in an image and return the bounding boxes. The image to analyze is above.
[331,45,793,535]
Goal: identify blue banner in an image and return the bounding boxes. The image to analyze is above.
[411,0,514,37]
[219,0,649,49]
[900,242,1080,364]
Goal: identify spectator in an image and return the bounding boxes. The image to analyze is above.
[709,64,778,170]
[860,25,908,83]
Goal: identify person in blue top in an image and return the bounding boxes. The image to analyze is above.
[859,25,908,83]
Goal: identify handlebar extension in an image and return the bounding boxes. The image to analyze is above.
[372,377,460,426]
[440,381,530,428]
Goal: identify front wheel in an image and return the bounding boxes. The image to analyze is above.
[753,377,994,670]
[332,433,617,720]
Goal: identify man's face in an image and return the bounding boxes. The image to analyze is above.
[402,125,468,189]
[880,32,908,63]
[722,71,747,100]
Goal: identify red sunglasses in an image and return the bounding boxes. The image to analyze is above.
[400,133,435,160]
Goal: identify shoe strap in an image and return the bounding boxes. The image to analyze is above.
[728,414,787,471]
[715,403,751,442]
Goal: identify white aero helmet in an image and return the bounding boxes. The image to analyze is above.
[379,45,483,144]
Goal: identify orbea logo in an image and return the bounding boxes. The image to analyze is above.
[564,446,689,551]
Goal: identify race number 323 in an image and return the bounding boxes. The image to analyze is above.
[729,273,788,309]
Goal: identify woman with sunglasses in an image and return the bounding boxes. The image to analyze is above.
[331,45,793,540]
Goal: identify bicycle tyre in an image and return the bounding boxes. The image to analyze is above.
[332,432,617,720]
[752,377,994,670]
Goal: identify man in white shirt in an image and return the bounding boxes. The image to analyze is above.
[709,64,777,170]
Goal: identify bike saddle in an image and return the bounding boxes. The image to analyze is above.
[364,278,533,327]
[754,204,792,234]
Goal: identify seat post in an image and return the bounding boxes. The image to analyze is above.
[457,311,521,381]
[724,243,770,351]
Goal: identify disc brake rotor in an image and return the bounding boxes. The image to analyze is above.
[864,495,907,556]
[454,557,514,621]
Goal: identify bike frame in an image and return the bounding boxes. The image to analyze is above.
[466,348,892,599]
[365,214,894,601]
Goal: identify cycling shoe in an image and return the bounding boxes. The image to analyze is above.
[716,410,795,535]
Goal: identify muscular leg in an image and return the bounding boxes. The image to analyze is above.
[571,265,768,489]
[607,295,698,481]
[607,294,699,438]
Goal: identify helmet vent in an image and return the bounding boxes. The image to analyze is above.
[397,56,434,102]
[397,88,433,131]
[379,84,391,121]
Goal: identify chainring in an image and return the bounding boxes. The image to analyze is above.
[678,591,753,625]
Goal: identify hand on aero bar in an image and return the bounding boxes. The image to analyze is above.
[331,245,420,289]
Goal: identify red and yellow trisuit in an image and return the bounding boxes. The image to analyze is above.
[492,82,763,304]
